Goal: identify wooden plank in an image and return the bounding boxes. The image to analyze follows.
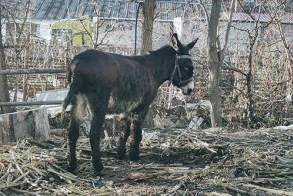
[0,101,63,107]
[0,68,67,75]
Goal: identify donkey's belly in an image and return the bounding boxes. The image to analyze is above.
[107,95,143,114]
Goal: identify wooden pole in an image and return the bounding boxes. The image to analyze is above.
[0,68,67,75]
[23,38,30,101]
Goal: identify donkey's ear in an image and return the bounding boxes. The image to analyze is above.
[187,38,199,50]
[171,33,183,51]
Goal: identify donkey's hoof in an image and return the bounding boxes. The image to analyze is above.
[67,164,77,173]
[129,150,140,161]
[93,160,104,175]
[130,155,139,161]
[117,154,126,160]
[94,169,104,176]
[93,165,104,176]
[67,157,77,173]
[117,148,126,160]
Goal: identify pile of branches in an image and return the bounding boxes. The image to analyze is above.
[0,128,293,195]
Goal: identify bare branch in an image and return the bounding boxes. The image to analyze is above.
[222,64,248,78]
[221,0,236,58]
[198,0,209,22]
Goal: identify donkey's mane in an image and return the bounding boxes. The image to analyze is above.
[148,44,176,57]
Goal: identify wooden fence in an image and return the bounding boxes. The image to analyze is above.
[0,68,67,75]
[0,68,67,107]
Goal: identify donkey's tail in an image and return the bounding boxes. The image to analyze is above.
[62,59,80,112]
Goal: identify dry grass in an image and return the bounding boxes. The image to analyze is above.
[1,127,293,195]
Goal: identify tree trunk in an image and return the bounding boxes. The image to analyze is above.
[141,0,156,54]
[0,8,15,114]
[140,0,156,127]
[207,0,222,127]
[0,108,50,145]
[246,33,258,125]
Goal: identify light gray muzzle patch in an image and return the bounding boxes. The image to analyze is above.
[181,80,194,95]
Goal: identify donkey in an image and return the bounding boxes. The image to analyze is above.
[62,33,198,174]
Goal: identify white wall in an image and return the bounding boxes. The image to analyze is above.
[95,18,174,53]
[28,19,57,41]
[1,18,57,44]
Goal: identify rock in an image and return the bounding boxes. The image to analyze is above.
[153,114,175,129]
[175,117,187,128]
[273,124,293,131]
[142,107,155,128]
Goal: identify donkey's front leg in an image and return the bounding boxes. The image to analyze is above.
[117,118,131,159]
[129,111,148,161]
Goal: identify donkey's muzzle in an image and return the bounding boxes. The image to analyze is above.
[181,80,194,95]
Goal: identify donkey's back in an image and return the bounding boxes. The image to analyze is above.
[64,49,157,115]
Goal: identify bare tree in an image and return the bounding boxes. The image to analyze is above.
[141,0,156,54]
[213,0,293,127]
[206,0,223,127]
[76,2,115,49]
[0,5,14,113]
[197,0,236,127]
[3,0,34,101]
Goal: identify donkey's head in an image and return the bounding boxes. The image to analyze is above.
[170,33,198,95]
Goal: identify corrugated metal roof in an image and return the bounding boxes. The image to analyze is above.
[277,13,293,24]
[30,0,293,24]
[31,0,199,21]
[227,12,293,24]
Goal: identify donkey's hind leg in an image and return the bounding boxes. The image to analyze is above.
[88,98,108,174]
[67,94,86,172]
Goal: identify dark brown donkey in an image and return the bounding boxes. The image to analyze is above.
[62,33,198,174]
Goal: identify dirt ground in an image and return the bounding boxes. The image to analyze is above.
[1,127,293,196]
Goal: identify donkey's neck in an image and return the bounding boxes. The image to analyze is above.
[146,45,177,87]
